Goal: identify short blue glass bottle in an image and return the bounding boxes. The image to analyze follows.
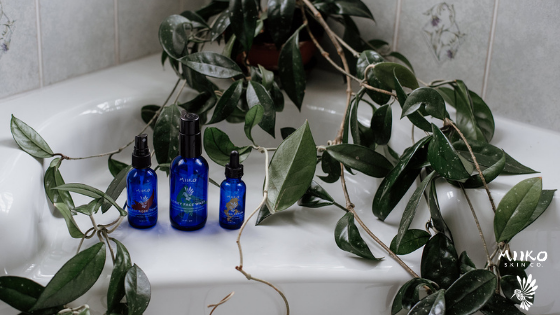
[219,151,246,230]
[127,134,158,229]
[169,112,209,231]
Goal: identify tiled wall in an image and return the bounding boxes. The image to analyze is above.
[0,0,205,99]
[333,0,560,132]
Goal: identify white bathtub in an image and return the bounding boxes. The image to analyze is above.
[0,54,558,315]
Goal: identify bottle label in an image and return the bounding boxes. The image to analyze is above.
[170,183,206,225]
[223,196,241,223]
[128,188,157,224]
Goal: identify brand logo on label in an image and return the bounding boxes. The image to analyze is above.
[514,274,538,311]
[179,177,197,183]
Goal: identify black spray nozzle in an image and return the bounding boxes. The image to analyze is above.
[226,151,243,178]
[180,111,200,135]
[132,134,151,169]
[180,111,202,158]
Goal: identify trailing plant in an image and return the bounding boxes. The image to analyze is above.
[2,0,555,314]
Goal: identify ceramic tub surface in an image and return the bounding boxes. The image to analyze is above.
[0,55,558,315]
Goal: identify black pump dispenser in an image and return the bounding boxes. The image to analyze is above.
[180,111,202,158]
[225,151,243,178]
[132,134,151,169]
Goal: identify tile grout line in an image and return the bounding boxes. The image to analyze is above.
[35,0,43,88]
[481,0,499,99]
[392,0,402,51]
[114,0,120,65]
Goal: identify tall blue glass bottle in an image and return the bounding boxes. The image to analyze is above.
[127,134,158,229]
[169,112,209,231]
[219,151,246,230]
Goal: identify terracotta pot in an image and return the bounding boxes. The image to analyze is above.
[236,40,318,71]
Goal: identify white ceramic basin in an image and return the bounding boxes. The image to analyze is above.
[0,55,558,315]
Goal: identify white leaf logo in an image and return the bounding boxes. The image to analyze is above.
[514,274,538,311]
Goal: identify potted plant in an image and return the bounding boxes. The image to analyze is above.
[1,0,553,314]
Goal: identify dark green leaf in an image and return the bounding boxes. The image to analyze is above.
[335,212,381,260]
[267,0,296,46]
[390,229,430,255]
[153,103,181,164]
[180,52,243,78]
[255,202,272,225]
[445,269,497,315]
[395,171,436,252]
[458,251,476,274]
[73,199,102,216]
[229,0,258,51]
[203,127,252,166]
[350,90,364,145]
[266,121,316,212]
[314,0,374,19]
[102,165,133,213]
[179,91,216,114]
[107,239,132,313]
[394,73,431,131]
[244,104,264,144]
[494,177,542,242]
[125,264,151,315]
[469,90,495,143]
[270,81,285,112]
[318,151,341,183]
[392,278,438,314]
[211,10,231,41]
[460,149,505,188]
[0,276,45,312]
[421,234,460,289]
[108,156,129,178]
[246,81,276,138]
[408,289,446,315]
[180,10,210,28]
[371,104,392,145]
[44,158,75,211]
[480,293,526,315]
[428,124,471,181]
[208,80,243,124]
[428,180,453,241]
[402,87,446,120]
[10,115,54,158]
[387,51,414,73]
[158,15,189,59]
[327,144,392,178]
[53,203,84,238]
[342,16,361,76]
[521,189,556,231]
[280,127,296,140]
[451,81,486,142]
[372,136,431,220]
[196,0,230,20]
[297,180,339,209]
[356,51,391,105]
[452,140,537,175]
[54,183,126,216]
[30,243,106,311]
[373,62,418,90]
[279,25,306,111]
[226,106,246,123]
[209,177,220,187]
[140,105,160,129]
[368,39,389,49]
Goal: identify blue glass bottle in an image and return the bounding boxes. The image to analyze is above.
[127,134,158,229]
[169,112,209,231]
[219,151,246,230]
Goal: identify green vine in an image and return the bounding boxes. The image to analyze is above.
[1,0,554,314]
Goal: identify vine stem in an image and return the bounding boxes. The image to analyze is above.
[62,78,182,160]
[444,118,497,213]
[459,184,492,267]
[234,147,290,315]
[208,292,235,315]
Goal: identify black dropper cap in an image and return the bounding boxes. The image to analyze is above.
[132,134,151,169]
[180,111,202,158]
[225,151,243,178]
